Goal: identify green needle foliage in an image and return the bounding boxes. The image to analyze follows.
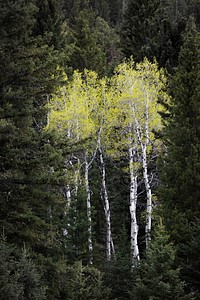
[159,16,200,296]
[0,0,65,253]
[0,239,46,300]
[120,0,190,69]
[160,17,200,236]
[130,223,194,300]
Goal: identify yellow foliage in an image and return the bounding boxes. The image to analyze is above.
[47,59,169,158]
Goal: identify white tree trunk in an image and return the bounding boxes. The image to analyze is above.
[135,104,152,249]
[74,158,81,199]
[65,185,71,211]
[122,0,127,15]
[142,144,152,249]
[85,154,93,264]
[129,146,140,264]
[98,138,116,261]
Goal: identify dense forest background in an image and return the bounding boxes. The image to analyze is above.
[1,0,200,299]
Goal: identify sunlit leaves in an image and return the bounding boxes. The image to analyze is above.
[48,58,168,157]
[48,70,99,141]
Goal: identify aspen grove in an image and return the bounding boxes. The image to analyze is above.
[48,59,167,265]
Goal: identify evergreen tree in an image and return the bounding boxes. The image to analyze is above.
[182,219,200,297]
[0,239,46,300]
[130,224,193,300]
[0,0,65,254]
[120,0,188,69]
[68,5,108,75]
[120,0,160,62]
[35,0,73,67]
[159,16,200,295]
[90,0,110,21]
[35,0,65,48]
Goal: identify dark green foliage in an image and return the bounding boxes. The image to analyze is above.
[182,219,200,296]
[90,0,110,21]
[121,0,160,61]
[42,259,111,300]
[66,0,121,76]
[63,187,91,263]
[0,0,65,253]
[120,0,190,69]
[35,0,72,66]
[68,6,107,75]
[0,240,46,300]
[160,17,200,230]
[130,224,193,300]
[159,16,200,296]
[108,0,127,25]
[102,259,133,300]
[187,0,200,28]
[63,261,111,300]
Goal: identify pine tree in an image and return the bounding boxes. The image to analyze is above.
[68,5,107,75]
[90,0,110,21]
[120,0,160,62]
[0,239,46,300]
[35,0,68,50]
[0,0,65,254]
[130,223,193,300]
[120,0,188,69]
[182,219,200,297]
[159,16,200,296]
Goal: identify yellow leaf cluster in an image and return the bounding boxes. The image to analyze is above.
[47,59,169,157]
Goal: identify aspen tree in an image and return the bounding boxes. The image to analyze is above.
[135,59,166,248]
[106,64,141,263]
[48,59,167,265]
[112,58,166,260]
[49,70,98,264]
[96,79,116,261]
[49,71,117,262]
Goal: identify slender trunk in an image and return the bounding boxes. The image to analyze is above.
[129,146,140,264]
[85,154,93,264]
[142,143,152,249]
[144,100,152,249]
[62,185,71,238]
[98,138,116,261]
[46,94,50,128]
[47,205,52,223]
[122,0,127,15]
[65,185,71,211]
[135,102,152,249]
[74,158,81,199]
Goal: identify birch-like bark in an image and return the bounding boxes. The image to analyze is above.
[135,107,152,249]
[65,185,72,211]
[74,158,81,199]
[84,154,93,264]
[142,143,152,249]
[143,98,152,249]
[98,137,116,261]
[129,145,140,264]
[46,94,50,128]
[62,184,72,238]
[122,0,127,15]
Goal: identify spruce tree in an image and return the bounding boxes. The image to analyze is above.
[68,5,107,75]
[120,0,187,69]
[159,16,200,295]
[0,239,46,300]
[130,224,193,300]
[35,0,69,53]
[182,219,200,297]
[0,0,65,255]
[120,0,160,62]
